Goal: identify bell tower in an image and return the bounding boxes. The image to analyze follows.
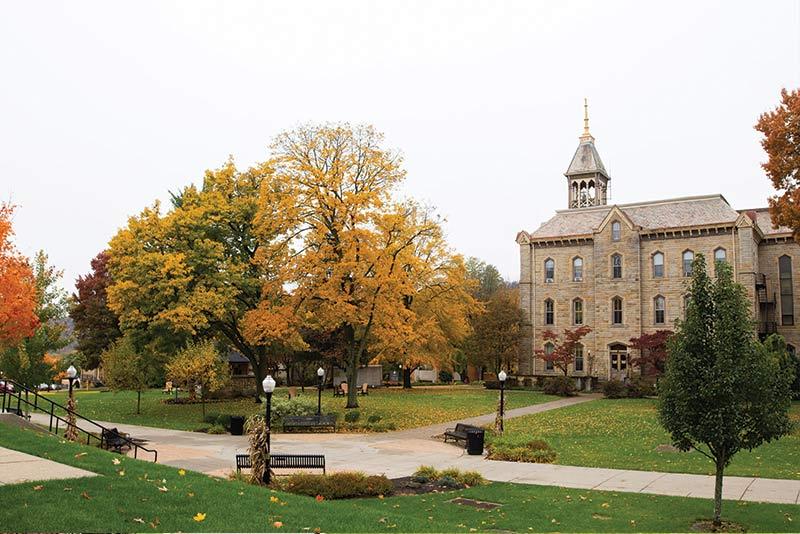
[565,99,610,208]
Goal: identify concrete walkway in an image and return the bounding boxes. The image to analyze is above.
[21,395,800,505]
[0,446,97,485]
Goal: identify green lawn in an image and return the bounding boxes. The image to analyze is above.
[1,422,798,532]
[37,386,554,432]
[490,398,800,480]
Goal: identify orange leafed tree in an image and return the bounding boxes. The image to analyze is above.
[756,88,800,237]
[0,203,38,347]
[534,326,592,376]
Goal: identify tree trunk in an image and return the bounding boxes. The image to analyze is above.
[713,458,725,527]
[252,359,266,404]
[403,367,412,389]
[345,347,359,408]
[136,390,141,415]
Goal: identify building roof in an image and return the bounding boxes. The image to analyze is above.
[740,208,793,237]
[565,138,608,178]
[528,194,741,240]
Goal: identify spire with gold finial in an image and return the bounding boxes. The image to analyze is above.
[580,97,593,141]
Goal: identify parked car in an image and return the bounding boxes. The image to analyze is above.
[0,381,14,393]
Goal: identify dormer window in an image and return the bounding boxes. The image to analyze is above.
[611,221,621,241]
[544,258,555,283]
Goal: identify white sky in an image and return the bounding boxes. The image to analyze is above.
[2,1,799,289]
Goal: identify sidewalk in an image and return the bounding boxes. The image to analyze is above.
[21,396,800,505]
[0,446,96,485]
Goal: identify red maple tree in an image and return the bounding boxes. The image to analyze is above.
[629,330,673,377]
[534,326,592,375]
[0,203,38,348]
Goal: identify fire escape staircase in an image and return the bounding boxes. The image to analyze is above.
[756,273,777,337]
[0,379,157,462]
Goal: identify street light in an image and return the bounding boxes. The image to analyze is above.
[316,367,325,416]
[65,365,78,441]
[261,374,276,485]
[498,370,508,433]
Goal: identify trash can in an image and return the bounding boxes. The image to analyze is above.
[230,416,245,436]
[465,427,485,455]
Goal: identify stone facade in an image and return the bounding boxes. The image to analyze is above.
[516,125,800,381]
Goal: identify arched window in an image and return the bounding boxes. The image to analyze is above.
[611,254,622,279]
[779,255,794,325]
[611,296,623,324]
[611,221,621,241]
[573,298,583,325]
[682,250,694,277]
[714,247,727,263]
[652,252,664,278]
[544,258,555,283]
[544,342,554,371]
[683,294,690,316]
[654,295,666,324]
[572,257,583,282]
[544,299,554,325]
[574,343,584,372]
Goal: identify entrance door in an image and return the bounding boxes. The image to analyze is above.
[609,344,628,380]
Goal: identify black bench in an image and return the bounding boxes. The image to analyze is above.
[283,415,336,433]
[235,454,326,475]
[444,423,481,444]
[101,428,132,453]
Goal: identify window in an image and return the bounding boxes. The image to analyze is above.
[652,252,664,278]
[573,298,583,325]
[544,299,554,325]
[572,257,583,282]
[611,221,621,241]
[544,342,554,371]
[683,250,694,277]
[611,254,622,279]
[574,343,584,372]
[544,258,555,283]
[683,294,690,316]
[779,255,794,326]
[609,344,628,372]
[611,297,623,324]
[714,248,727,263]
[654,295,666,324]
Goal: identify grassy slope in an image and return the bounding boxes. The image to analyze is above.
[491,398,800,480]
[37,386,554,432]
[0,422,798,533]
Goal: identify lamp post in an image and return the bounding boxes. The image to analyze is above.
[498,370,507,434]
[65,365,78,441]
[316,367,325,416]
[261,374,276,485]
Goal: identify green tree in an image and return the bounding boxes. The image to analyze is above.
[659,254,793,528]
[0,251,69,387]
[465,257,505,301]
[101,335,161,414]
[466,288,523,376]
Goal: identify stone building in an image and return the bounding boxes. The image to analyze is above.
[515,105,799,383]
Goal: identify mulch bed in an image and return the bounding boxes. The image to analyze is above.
[391,476,467,495]
[691,520,746,532]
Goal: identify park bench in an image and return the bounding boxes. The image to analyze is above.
[358,383,369,396]
[443,423,482,445]
[282,415,337,433]
[333,382,349,397]
[101,428,132,453]
[235,453,326,475]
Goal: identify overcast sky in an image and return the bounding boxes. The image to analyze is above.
[2,1,799,290]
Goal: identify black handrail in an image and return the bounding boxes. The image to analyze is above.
[0,379,158,462]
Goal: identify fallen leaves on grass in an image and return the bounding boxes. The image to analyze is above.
[133,518,145,524]
[193,512,206,522]
[273,521,283,528]
[118,470,125,476]
[315,495,324,502]
[178,469,186,476]
[32,485,43,491]
[270,496,280,503]
[74,452,87,458]
[157,486,168,492]
[81,491,92,500]
[112,458,121,465]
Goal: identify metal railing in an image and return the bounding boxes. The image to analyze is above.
[0,379,157,462]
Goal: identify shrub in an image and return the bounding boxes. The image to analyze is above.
[193,423,212,433]
[413,465,439,480]
[365,421,396,432]
[276,472,393,499]
[367,414,382,423]
[602,379,627,398]
[542,376,576,396]
[203,413,232,428]
[438,370,453,383]
[486,438,557,463]
[207,424,227,434]
[456,470,487,487]
[625,378,656,398]
[344,410,361,423]
[270,397,317,424]
[437,475,461,489]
